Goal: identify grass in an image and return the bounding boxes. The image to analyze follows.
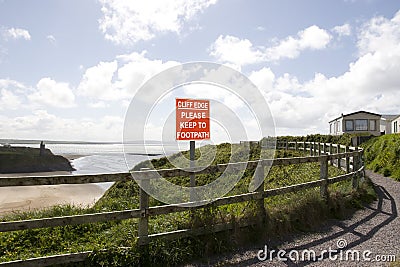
[391,256,400,266]
[0,142,376,266]
[362,134,400,181]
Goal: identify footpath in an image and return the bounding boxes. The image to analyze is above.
[186,170,400,266]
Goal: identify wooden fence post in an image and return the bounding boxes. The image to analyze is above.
[320,155,328,199]
[285,140,288,150]
[190,140,196,201]
[318,142,321,156]
[337,145,341,169]
[359,149,367,183]
[345,146,350,173]
[255,164,266,223]
[352,149,359,190]
[138,169,150,263]
[138,175,150,242]
[303,141,306,153]
[294,141,298,151]
[314,142,317,156]
[310,142,313,156]
[329,143,333,166]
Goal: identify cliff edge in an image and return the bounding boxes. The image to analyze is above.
[0,146,75,173]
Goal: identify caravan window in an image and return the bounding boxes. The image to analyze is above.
[369,120,376,131]
[345,120,354,131]
[355,119,368,131]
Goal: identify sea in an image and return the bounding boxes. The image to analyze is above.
[9,142,184,191]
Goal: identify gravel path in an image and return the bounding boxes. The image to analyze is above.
[185,170,400,266]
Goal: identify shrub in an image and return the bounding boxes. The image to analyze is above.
[373,164,381,172]
[362,134,400,181]
[383,168,391,177]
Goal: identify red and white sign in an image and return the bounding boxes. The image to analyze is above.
[176,98,210,140]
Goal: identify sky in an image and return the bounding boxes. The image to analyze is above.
[0,0,400,143]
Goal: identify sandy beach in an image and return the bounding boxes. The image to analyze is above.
[0,155,105,216]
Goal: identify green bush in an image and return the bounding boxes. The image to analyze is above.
[383,168,391,177]
[373,163,381,172]
[362,134,400,180]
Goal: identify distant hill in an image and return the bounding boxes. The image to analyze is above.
[0,146,74,173]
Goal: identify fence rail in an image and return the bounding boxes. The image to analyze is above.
[0,141,365,266]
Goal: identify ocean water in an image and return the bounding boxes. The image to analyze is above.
[12,143,181,170]
[71,154,162,191]
[13,143,180,157]
[71,154,143,174]
[11,143,182,191]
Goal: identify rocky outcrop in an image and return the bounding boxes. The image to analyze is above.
[0,146,75,173]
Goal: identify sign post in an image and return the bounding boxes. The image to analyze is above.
[189,140,195,188]
[176,98,210,201]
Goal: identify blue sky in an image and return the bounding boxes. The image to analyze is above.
[0,0,399,142]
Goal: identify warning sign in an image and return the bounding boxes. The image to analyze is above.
[176,98,210,140]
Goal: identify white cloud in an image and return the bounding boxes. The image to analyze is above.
[209,35,265,67]
[0,77,124,141]
[0,79,29,110]
[181,83,244,110]
[3,27,31,40]
[2,10,399,141]
[0,78,27,92]
[332,23,352,37]
[29,78,76,108]
[88,101,108,108]
[1,78,77,110]
[256,26,265,31]
[98,0,217,45]
[77,61,120,100]
[77,51,179,101]
[115,51,179,97]
[0,110,124,142]
[210,25,332,66]
[0,89,21,110]
[46,35,56,44]
[248,67,275,92]
[357,10,400,56]
[249,11,400,135]
[265,25,332,61]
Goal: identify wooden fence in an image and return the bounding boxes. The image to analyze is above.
[0,142,365,266]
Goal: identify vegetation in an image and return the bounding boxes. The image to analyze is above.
[390,257,400,267]
[0,146,74,173]
[0,142,375,266]
[273,132,372,147]
[287,133,400,182]
[362,134,400,181]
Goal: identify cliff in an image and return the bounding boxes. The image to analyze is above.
[0,146,75,173]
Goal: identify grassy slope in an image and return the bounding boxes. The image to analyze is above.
[0,143,375,266]
[0,146,74,173]
[362,134,400,181]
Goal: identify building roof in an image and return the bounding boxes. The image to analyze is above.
[381,114,400,121]
[329,111,381,123]
[391,114,400,121]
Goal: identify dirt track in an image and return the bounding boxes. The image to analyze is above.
[186,170,399,266]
